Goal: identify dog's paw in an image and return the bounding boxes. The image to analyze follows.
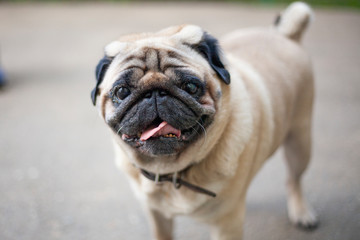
[288,201,319,230]
[293,210,319,230]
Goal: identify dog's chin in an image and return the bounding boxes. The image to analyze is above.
[126,137,184,157]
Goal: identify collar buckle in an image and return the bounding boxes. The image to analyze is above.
[172,172,181,189]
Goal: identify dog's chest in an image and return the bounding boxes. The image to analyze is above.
[131,177,209,218]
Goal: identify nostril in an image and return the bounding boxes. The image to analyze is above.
[159,90,167,97]
[144,92,152,98]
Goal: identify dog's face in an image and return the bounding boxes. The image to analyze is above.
[92,25,230,169]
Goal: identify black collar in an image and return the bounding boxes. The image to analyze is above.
[140,168,217,198]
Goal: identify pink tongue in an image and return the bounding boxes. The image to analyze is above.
[140,121,181,141]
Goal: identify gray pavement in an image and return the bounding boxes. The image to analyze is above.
[0,3,359,240]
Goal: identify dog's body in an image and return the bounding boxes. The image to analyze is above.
[92,2,318,239]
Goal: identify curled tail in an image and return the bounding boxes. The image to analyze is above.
[275,2,314,42]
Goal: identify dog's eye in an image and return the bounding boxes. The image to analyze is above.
[116,87,130,100]
[183,82,199,95]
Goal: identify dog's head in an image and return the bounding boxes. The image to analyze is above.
[92,25,230,172]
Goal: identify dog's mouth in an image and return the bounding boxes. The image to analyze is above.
[122,120,181,141]
[120,115,208,155]
[140,121,181,140]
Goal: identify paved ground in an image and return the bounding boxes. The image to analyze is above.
[0,3,359,240]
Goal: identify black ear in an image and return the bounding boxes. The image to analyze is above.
[192,32,230,85]
[91,56,113,106]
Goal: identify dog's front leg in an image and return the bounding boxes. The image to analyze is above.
[146,208,173,240]
[209,202,246,240]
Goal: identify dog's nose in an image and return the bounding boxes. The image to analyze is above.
[158,90,168,97]
[144,89,168,98]
[144,92,152,98]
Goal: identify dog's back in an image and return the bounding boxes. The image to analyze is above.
[219,2,318,230]
[221,2,314,157]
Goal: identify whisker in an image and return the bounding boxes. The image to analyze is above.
[196,120,207,147]
[117,125,124,135]
[190,125,200,136]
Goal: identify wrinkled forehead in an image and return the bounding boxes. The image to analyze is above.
[105,24,204,57]
[104,25,204,64]
[107,44,198,75]
[101,25,208,84]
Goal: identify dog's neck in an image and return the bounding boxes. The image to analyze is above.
[138,166,217,198]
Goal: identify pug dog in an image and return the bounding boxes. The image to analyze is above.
[91,2,318,239]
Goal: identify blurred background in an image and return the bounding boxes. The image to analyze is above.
[0,1,359,240]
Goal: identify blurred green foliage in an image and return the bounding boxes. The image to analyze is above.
[229,0,360,8]
[241,0,359,8]
[3,0,360,8]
